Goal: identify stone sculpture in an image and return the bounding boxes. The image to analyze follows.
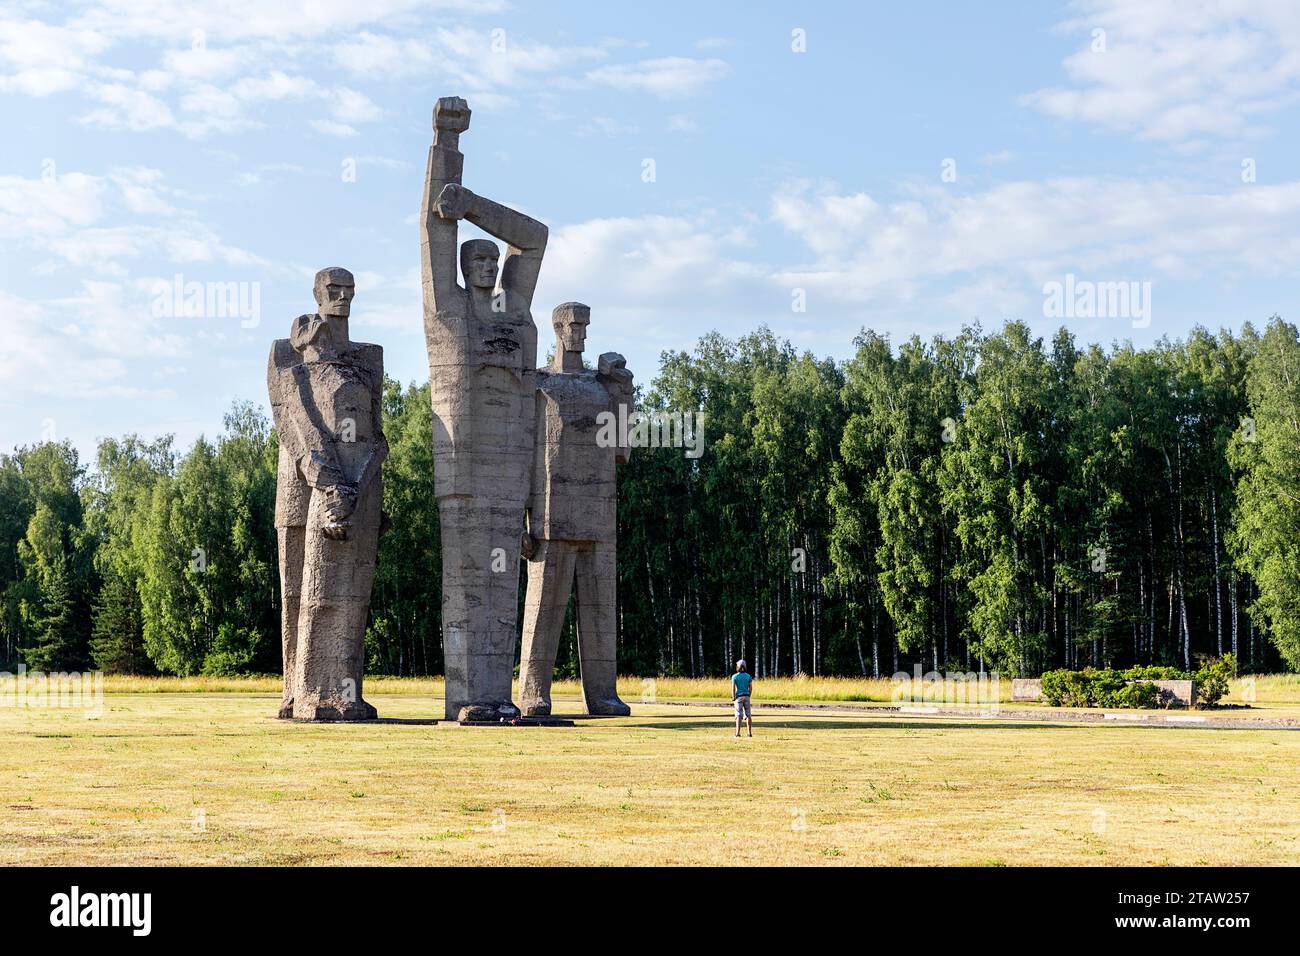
[419,96,548,721]
[268,267,386,721]
[518,302,633,717]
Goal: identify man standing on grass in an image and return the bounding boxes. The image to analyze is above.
[732,660,753,737]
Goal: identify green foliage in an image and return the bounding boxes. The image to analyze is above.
[1041,668,1158,708]
[1192,653,1234,707]
[1040,655,1236,707]
[1229,318,1300,670]
[0,319,1296,680]
[1109,681,1161,709]
[369,379,442,675]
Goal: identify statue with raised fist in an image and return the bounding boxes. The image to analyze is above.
[420,96,548,720]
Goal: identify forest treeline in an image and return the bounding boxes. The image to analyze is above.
[3,318,1298,679]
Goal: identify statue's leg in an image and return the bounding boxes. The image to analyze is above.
[292,488,378,721]
[340,482,380,719]
[276,525,305,719]
[439,492,526,719]
[437,494,472,720]
[519,540,577,715]
[440,366,527,720]
[574,541,629,716]
[481,493,525,715]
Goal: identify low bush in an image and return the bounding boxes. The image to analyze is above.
[1192,654,1235,707]
[1038,655,1236,708]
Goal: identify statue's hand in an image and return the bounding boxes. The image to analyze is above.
[433,96,471,133]
[520,531,539,561]
[598,352,633,388]
[597,352,627,377]
[434,183,474,221]
[321,483,358,539]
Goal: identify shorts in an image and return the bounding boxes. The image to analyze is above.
[734,695,751,719]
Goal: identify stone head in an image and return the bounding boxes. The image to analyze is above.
[552,301,590,355]
[460,239,499,291]
[313,267,355,320]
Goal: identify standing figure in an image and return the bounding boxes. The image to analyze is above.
[518,302,632,717]
[420,96,548,720]
[268,267,386,721]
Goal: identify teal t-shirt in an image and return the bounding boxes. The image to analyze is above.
[731,672,752,698]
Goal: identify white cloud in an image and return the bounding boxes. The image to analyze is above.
[0,168,275,276]
[310,118,357,137]
[161,43,254,80]
[0,67,81,95]
[66,0,499,43]
[0,172,104,237]
[577,115,640,137]
[0,286,177,404]
[769,176,1300,307]
[1023,0,1300,142]
[81,82,176,130]
[0,17,110,70]
[540,214,759,305]
[331,31,438,78]
[587,56,730,98]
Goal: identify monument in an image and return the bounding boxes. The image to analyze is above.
[518,303,633,717]
[268,267,386,721]
[420,96,548,721]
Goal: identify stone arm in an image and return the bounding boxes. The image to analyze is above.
[267,342,347,492]
[469,193,547,309]
[524,385,548,553]
[437,184,548,310]
[598,352,635,465]
[420,99,468,321]
[521,319,538,510]
[421,127,473,497]
[354,345,390,495]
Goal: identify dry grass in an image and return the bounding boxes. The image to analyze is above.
[95,672,1300,713]
[1,689,1297,866]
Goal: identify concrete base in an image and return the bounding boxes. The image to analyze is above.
[1012,678,1042,701]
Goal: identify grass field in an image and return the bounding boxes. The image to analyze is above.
[84,671,1300,706]
[2,678,1298,866]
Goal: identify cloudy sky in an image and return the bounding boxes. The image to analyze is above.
[3,0,1300,459]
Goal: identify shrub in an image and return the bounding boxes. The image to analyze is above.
[1039,655,1237,708]
[1108,681,1159,709]
[1120,664,1187,682]
[1193,654,1235,707]
[1041,669,1085,706]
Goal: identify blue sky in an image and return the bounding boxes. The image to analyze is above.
[4,0,1300,461]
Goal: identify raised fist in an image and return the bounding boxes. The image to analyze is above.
[434,183,474,221]
[433,96,471,133]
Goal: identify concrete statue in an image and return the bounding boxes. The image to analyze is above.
[518,302,633,717]
[420,96,548,721]
[268,267,386,721]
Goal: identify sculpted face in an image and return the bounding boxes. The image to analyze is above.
[554,309,589,354]
[318,280,354,318]
[462,240,499,291]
